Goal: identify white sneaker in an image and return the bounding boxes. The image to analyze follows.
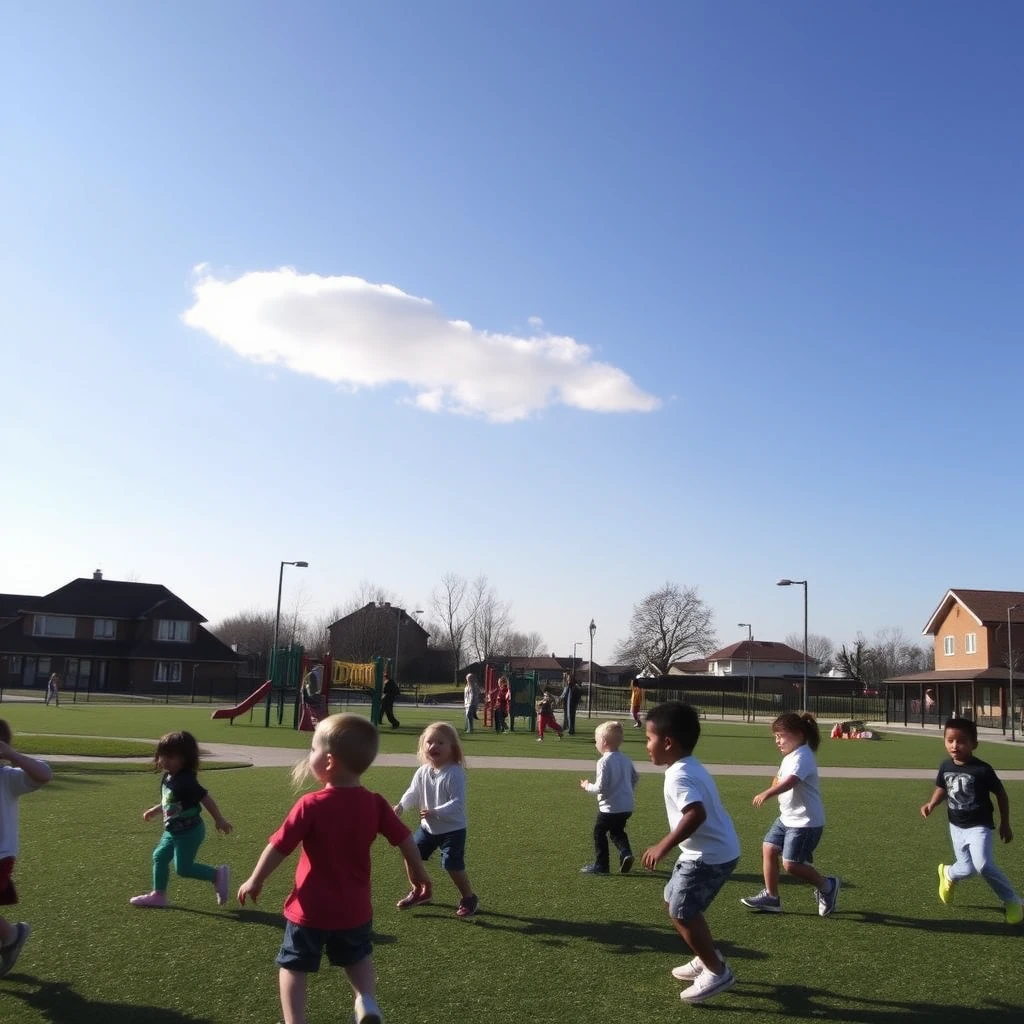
[354,994,382,1024]
[671,947,722,981]
[679,963,736,1004]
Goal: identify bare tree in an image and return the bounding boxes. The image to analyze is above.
[614,583,717,675]
[496,629,547,658]
[467,575,511,664]
[430,573,473,682]
[837,629,932,687]
[208,608,275,659]
[306,604,347,659]
[785,632,835,672]
[343,580,401,615]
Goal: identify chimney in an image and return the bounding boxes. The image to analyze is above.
[93,569,103,581]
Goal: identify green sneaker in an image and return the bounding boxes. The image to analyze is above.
[937,864,954,905]
[1005,900,1023,925]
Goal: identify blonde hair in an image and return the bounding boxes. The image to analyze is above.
[595,720,624,749]
[292,713,379,786]
[416,721,465,767]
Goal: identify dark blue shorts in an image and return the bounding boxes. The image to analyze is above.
[275,919,373,972]
[414,826,467,871]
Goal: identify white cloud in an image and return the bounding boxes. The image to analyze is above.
[182,267,659,423]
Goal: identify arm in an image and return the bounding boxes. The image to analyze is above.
[920,786,947,818]
[0,744,52,786]
[393,771,421,816]
[641,802,706,870]
[142,803,162,821]
[996,789,1013,843]
[580,755,605,794]
[237,843,287,905]
[201,793,233,834]
[753,774,800,808]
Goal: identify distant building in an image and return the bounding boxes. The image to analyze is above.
[669,641,816,678]
[328,602,429,684]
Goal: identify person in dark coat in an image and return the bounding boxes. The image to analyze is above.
[381,671,400,729]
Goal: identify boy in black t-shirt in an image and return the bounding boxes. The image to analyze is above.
[920,717,1022,925]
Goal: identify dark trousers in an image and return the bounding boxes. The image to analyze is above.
[593,811,633,871]
[494,709,507,732]
[380,699,399,728]
[563,698,579,734]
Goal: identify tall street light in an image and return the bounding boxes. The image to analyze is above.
[395,607,424,687]
[738,623,753,720]
[572,641,582,685]
[777,579,808,712]
[588,618,596,719]
[273,561,308,682]
[1008,604,1022,742]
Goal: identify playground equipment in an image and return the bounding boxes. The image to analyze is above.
[210,680,271,722]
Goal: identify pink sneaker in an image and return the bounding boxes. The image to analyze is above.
[396,888,431,910]
[129,891,169,908]
[214,865,230,906]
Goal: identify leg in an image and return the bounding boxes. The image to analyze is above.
[966,827,1021,905]
[762,842,781,895]
[946,825,977,883]
[607,812,633,863]
[672,912,725,976]
[279,968,308,1024]
[172,823,217,883]
[783,860,828,890]
[447,868,474,900]
[152,831,176,893]
[592,814,611,871]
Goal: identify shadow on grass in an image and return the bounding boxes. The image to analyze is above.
[850,908,1018,936]
[172,906,399,946]
[3,978,215,1024]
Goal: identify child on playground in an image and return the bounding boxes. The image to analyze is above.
[536,689,563,741]
[641,702,739,1005]
[393,722,479,918]
[130,730,233,909]
[741,712,840,916]
[238,714,429,1024]
[921,717,1023,925]
[494,676,511,733]
[0,719,52,978]
[578,721,639,874]
[630,679,644,728]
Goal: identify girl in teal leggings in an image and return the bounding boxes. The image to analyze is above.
[130,731,233,908]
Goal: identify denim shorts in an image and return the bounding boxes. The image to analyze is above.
[275,919,373,972]
[763,818,823,865]
[664,856,738,921]
[414,826,466,871]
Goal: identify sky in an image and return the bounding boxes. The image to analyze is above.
[4,2,1023,663]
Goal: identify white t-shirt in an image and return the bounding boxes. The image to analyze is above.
[396,762,468,834]
[583,750,639,814]
[776,744,825,828]
[663,756,740,865]
[0,764,46,859]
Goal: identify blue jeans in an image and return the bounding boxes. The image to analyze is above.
[947,825,1019,904]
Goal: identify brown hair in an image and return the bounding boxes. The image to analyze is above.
[772,712,820,752]
[154,731,201,774]
[0,720,10,745]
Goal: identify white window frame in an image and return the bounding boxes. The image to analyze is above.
[93,618,116,639]
[32,614,76,638]
[156,620,191,643]
[154,661,182,683]
[943,635,955,657]
[965,632,977,655]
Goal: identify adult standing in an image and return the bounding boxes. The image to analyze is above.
[464,673,481,734]
[381,670,400,729]
[45,672,60,708]
[561,672,582,735]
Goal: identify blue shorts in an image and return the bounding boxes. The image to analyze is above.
[763,818,823,865]
[414,826,466,871]
[275,919,373,973]
[664,856,738,921]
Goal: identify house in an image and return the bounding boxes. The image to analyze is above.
[702,640,818,678]
[669,658,710,675]
[328,602,429,684]
[460,656,571,690]
[0,571,240,695]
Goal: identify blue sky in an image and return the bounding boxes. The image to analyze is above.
[4,2,1022,661]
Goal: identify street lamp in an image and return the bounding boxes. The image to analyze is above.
[588,619,596,719]
[395,607,424,687]
[777,579,808,712]
[272,561,308,683]
[1008,604,1022,742]
[738,623,753,720]
[572,642,582,682]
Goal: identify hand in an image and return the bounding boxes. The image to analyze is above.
[752,791,771,808]
[419,808,433,821]
[392,804,403,817]
[579,779,590,790]
[920,804,933,819]
[641,843,668,871]
[216,818,233,835]
[143,807,161,822]
[237,877,262,906]
[999,821,1013,843]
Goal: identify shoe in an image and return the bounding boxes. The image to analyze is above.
[816,876,840,916]
[396,889,431,910]
[1006,900,1024,925]
[740,889,782,912]
[579,864,609,875]
[536,737,543,742]
[679,963,735,1003]
[556,732,563,740]
[937,864,954,905]
[671,947,722,982]
[354,993,383,1024]
[455,895,479,918]
[214,864,230,906]
[620,854,634,874]
[0,923,30,979]
[129,891,169,908]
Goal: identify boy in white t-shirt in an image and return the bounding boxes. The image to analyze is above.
[0,719,52,978]
[641,702,740,1005]
[578,721,639,874]
[741,712,840,916]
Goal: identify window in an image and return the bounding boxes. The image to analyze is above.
[32,615,76,638]
[965,632,977,655]
[93,619,116,639]
[156,620,191,642]
[943,635,955,656]
[8,656,21,673]
[154,661,182,683]
[36,658,51,678]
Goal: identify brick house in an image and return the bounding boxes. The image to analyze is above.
[0,571,240,695]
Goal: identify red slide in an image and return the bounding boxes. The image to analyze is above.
[211,681,272,721]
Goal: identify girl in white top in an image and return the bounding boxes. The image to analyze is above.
[741,712,840,916]
[393,722,479,918]
[462,674,480,734]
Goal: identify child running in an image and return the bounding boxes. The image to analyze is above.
[578,721,639,874]
[741,712,840,916]
[641,702,740,1004]
[393,722,479,918]
[0,719,52,978]
[536,690,564,741]
[921,717,1023,924]
[130,730,232,909]
[630,679,644,728]
[238,714,429,1024]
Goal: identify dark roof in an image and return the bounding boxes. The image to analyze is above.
[0,594,41,620]
[708,640,812,663]
[887,667,1014,684]
[923,589,1024,635]
[669,659,709,673]
[19,578,206,622]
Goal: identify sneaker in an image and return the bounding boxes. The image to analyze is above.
[679,963,736,1003]
[816,876,840,917]
[395,889,431,910]
[354,993,382,1024]
[129,891,169,908]
[740,889,782,912]
[0,923,30,979]
[536,737,543,742]
[1005,900,1024,925]
[214,864,230,906]
[937,863,954,905]
[620,854,634,874]
[455,894,479,918]
[671,947,722,982]
[579,864,609,875]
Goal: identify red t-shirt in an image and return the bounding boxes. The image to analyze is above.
[270,786,410,930]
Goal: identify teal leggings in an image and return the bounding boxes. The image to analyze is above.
[152,820,217,892]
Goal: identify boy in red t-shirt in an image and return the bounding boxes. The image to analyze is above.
[239,714,430,1024]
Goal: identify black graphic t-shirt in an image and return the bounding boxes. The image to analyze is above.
[161,771,208,834]
[935,757,1003,830]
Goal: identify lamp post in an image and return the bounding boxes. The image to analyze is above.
[777,579,808,712]
[738,623,753,720]
[1008,604,1022,742]
[272,560,308,683]
[588,618,596,719]
[395,607,424,687]
[572,641,581,683]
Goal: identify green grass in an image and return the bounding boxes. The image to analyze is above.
[0,765,1021,1024]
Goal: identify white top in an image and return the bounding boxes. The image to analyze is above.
[663,756,740,865]
[463,682,479,709]
[776,744,824,828]
[396,762,468,834]
[583,750,639,814]
[0,764,46,859]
